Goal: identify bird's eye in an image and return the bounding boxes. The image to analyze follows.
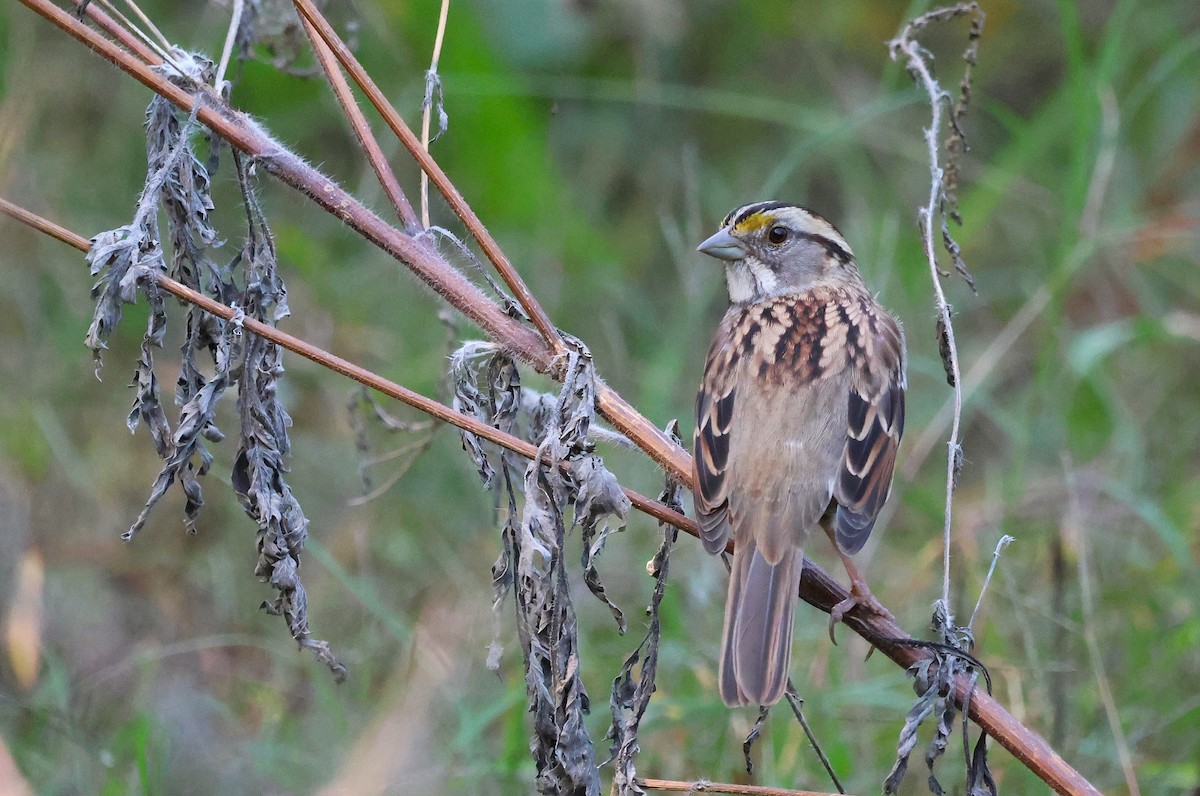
[767,225,789,245]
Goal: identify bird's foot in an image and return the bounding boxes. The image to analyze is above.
[827,578,895,644]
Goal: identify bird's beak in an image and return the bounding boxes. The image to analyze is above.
[697,227,748,261]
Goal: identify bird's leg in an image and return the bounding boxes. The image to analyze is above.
[821,516,895,644]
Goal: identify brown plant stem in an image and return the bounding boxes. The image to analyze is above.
[639,778,850,796]
[0,196,685,534]
[291,0,565,356]
[299,16,421,232]
[2,196,1102,796]
[16,0,552,371]
[71,0,161,64]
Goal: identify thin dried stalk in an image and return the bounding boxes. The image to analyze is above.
[420,0,451,228]
[300,15,420,231]
[214,0,242,87]
[1063,462,1141,796]
[292,0,565,356]
[72,0,160,63]
[639,779,850,796]
[887,7,999,795]
[782,689,845,794]
[888,3,979,612]
[0,199,686,534]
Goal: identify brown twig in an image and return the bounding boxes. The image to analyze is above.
[9,3,1104,792]
[0,197,85,250]
[291,0,565,356]
[299,16,421,232]
[71,0,161,64]
[0,197,687,538]
[639,778,850,796]
[16,0,551,371]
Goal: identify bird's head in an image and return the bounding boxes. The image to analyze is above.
[698,202,861,303]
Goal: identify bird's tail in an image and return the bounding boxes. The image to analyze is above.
[718,539,803,707]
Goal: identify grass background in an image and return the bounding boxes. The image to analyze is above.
[1,0,1198,793]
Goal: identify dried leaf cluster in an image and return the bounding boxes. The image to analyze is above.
[883,607,995,795]
[84,51,344,682]
[453,339,637,794]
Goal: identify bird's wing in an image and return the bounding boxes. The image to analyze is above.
[834,304,907,554]
[694,311,739,554]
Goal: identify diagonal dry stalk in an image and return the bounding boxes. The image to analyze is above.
[299,15,420,232]
[639,778,849,796]
[11,2,1102,793]
[0,198,685,534]
[72,0,160,62]
[291,0,565,356]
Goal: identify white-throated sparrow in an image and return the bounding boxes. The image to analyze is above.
[694,201,906,707]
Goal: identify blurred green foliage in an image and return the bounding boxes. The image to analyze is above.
[1,0,1198,793]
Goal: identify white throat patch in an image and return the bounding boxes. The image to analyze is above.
[724,259,778,303]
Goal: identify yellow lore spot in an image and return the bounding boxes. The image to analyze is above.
[732,211,775,234]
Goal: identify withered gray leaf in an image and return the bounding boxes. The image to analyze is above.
[449,341,508,486]
[230,175,344,682]
[517,466,598,795]
[572,455,630,633]
[87,93,220,540]
[884,601,993,795]
[606,423,681,796]
[87,79,344,681]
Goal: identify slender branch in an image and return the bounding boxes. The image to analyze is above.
[782,690,845,794]
[0,196,686,538]
[0,197,88,250]
[639,778,848,796]
[72,0,161,64]
[968,534,1015,630]
[300,16,421,232]
[889,7,971,612]
[290,0,566,357]
[213,0,242,89]
[106,0,169,51]
[420,0,451,228]
[92,0,174,69]
[17,0,552,371]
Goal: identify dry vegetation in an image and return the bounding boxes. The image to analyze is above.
[1,1,1198,794]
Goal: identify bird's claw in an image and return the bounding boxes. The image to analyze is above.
[827,578,895,645]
